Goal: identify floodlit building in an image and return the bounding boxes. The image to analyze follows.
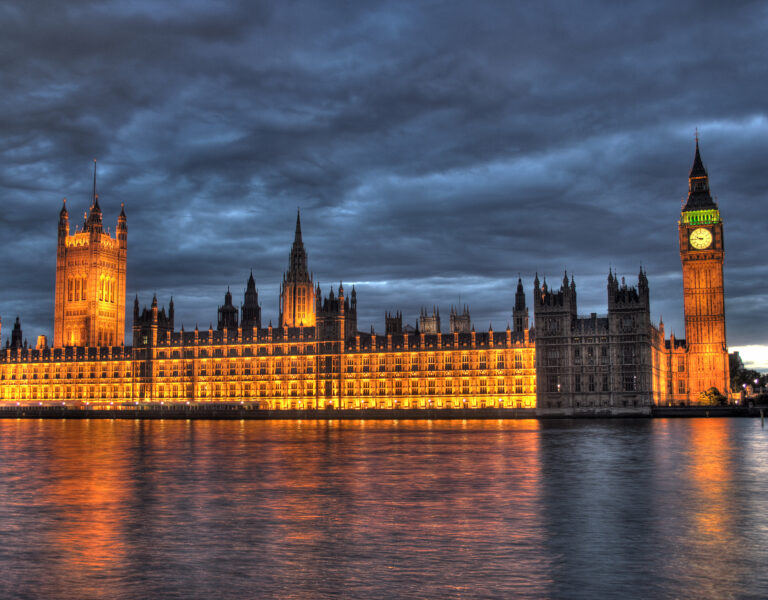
[0,143,729,412]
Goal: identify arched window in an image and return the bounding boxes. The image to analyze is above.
[98,276,104,301]
[67,279,73,301]
[81,277,87,301]
[75,278,80,301]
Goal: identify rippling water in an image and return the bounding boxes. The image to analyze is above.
[0,418,766,599]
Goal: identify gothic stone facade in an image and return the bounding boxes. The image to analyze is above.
[54,164,127,348]
[0,210,536,410]
[533,141,729,413]
[0,143,729,411]
[534,270,674,415]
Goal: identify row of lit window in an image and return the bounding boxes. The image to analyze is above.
[0,385,132,400]
[153,379,532,399]
[1,367,131,380]
[0,348,533,375]
[258,398,535,410]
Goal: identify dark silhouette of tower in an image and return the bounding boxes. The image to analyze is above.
[217,288,238,331]
[241,272,261,330]
[513,277,529,334]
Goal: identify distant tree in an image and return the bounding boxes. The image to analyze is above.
[729,352,767,392]
[729,352,744,389]
[699,387,727,406]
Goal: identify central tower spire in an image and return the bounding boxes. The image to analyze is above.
[280,209,316,328]
[287,209,309,281]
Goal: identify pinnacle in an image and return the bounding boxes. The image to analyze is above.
[689,138,707,179]
[683,138,716,211]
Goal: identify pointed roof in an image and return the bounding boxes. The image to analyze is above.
[683,138,717,212]
[689,138,707,179]
[285,210,310,282]
[245,270,257,295]
[59,198,68,218]
[514,277,526,311]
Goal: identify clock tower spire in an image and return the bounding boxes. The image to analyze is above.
[679,138,729,402]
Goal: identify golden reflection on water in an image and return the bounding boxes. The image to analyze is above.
[46,420,130,579]
[651,418,766,599]
[0,418,766,599]
[689,419,733,541]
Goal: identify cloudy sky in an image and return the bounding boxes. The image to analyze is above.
[1,0,766,368]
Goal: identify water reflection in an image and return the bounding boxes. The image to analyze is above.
[652,419,765,599]
[0,418,766,599]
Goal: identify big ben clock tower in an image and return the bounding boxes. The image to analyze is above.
[679,139,729,402]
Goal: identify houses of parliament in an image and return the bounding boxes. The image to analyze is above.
[0,144,730,414]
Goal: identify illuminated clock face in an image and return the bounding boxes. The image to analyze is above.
[689,228,712,250]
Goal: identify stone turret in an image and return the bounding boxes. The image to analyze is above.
[419,306,441,334]
[317,283,357,341]
[217,287,238,331]
[513,277,529,334]
[133,295,174,346]
[241,271,261,330]
[385,311,403,334]
[533,271,577,338]
[607,268,651,334]
[449,305,471,333]
[10,317,23,350]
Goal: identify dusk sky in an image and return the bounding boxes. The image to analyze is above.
[1,1,766,369]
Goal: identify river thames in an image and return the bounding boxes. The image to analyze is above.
[0,418,766,599]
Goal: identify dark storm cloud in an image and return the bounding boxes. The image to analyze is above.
[0,0,766,362]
